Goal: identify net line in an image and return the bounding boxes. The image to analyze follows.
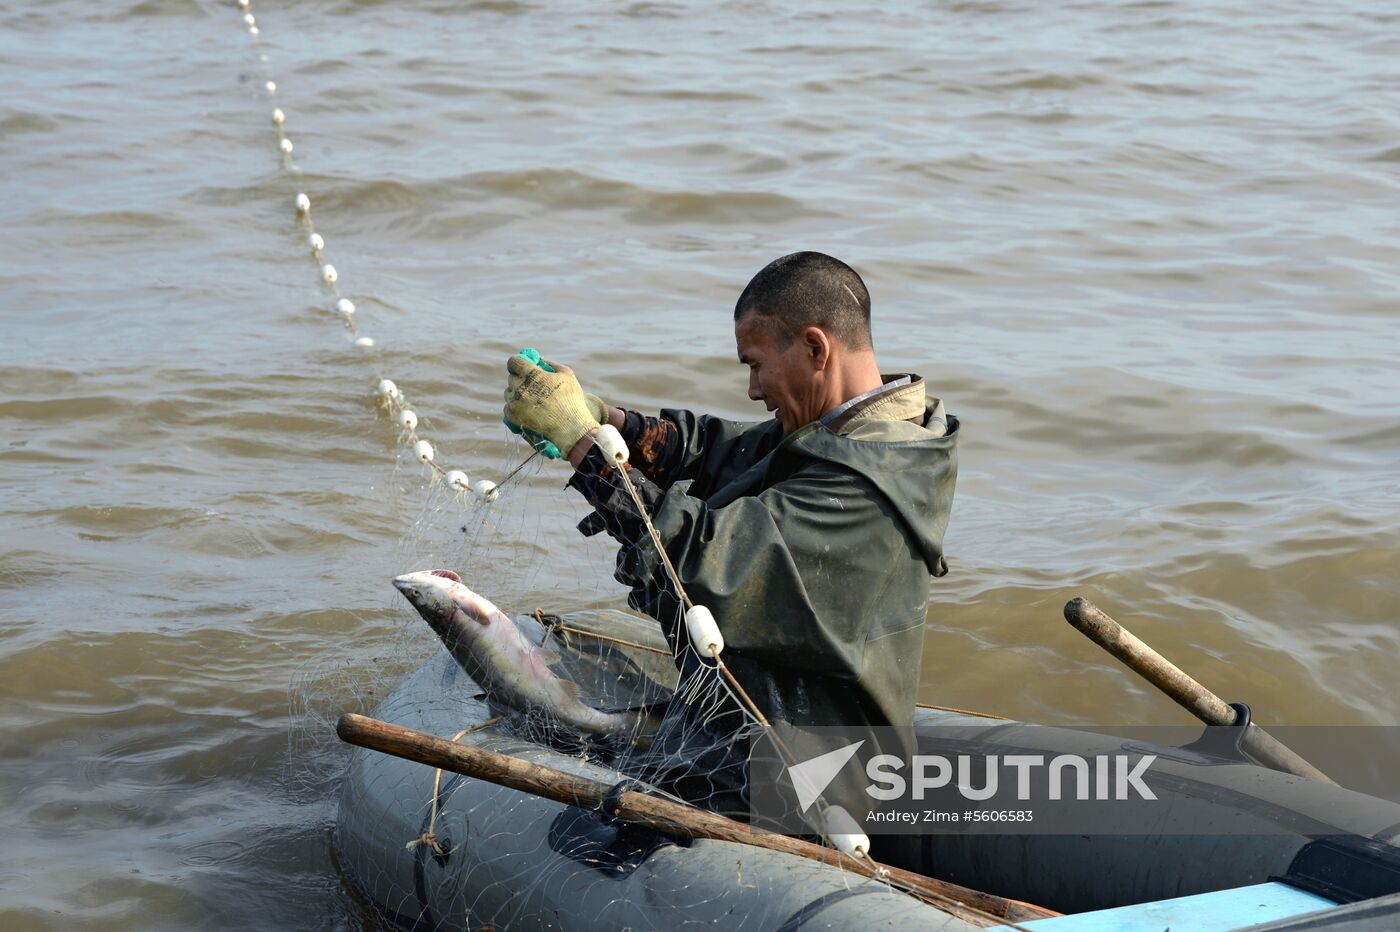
[231,0,519,510]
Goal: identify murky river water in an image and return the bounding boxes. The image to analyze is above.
[2,0,1397,927]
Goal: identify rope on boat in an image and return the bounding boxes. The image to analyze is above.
[405,717,503,856]
[533,608,671,656]
[915,702,1012,721]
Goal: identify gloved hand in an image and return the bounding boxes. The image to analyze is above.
[503,351,601,459]
[506,351,608,423]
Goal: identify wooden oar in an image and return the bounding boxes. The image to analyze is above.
[335,713,1058,926]
[1064,597,1335,785]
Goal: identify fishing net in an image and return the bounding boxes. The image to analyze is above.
[295,441,790,930]
[224,5,975,930]
[280,430,901,930]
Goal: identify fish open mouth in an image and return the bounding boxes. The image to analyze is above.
[394,569,455,595]
[393,568,464,599]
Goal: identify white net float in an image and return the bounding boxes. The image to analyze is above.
[396,409,417,432]
[265,80,276,94]
[684,604,724,658]
[248,25,259,35]
[413,440,434,464]
[474,479,499,502]
[819,805,870,860]
[280,138,294,155]
[354,336,374,349]
[445,470,470,493]
[335,298,355,315]
[243,12,254,25]
[271,107,285,125]
[309,233,325,252]
[295,192,311,214]
[593,423,629,465]
[376,379,401,404]
[237,0,249,8]
[320,264,337,283]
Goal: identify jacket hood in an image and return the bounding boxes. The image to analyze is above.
[787,393,959,577]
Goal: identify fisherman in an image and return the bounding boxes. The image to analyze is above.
[503,251,958,814]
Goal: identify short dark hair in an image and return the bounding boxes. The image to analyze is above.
[733,251,872,349]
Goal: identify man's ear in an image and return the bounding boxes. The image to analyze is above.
[803,326,831,371]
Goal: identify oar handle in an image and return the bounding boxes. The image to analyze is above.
[1066,597,1237,724]
[1064,598,1335,785]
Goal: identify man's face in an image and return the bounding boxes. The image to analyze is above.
[735,313,820,434]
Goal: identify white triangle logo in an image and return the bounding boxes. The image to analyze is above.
[787,740,865,813]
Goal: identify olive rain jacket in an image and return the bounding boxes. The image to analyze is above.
[569,374,958,733]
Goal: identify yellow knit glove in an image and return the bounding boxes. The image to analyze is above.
[503,354,601,458]
[504,359,607,423]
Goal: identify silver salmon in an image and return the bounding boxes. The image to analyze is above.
[393,569,636,737]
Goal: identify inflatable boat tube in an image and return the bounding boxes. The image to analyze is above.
[336,612,1400,928]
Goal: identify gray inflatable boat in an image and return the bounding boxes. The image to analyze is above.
[335,612,1400,930]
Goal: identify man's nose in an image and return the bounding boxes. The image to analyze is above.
[748,371,762,401]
